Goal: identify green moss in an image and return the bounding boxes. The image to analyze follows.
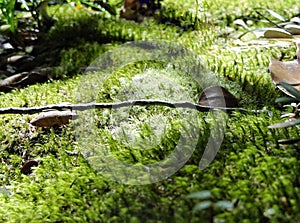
[1,0,300,222]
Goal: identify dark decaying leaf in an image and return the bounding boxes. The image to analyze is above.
[268,118,300,129]
[30,110,77,127]
[199,86,239,108]
[21,160,38,175]
[12,70,49,87]
[0,72,29,91]
[284,24,300,35]
[278,138,300,144]
[0,68,51,92]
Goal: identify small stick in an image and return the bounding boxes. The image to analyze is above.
[0,100,264,115]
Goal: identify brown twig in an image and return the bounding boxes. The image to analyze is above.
[0,100,261,115]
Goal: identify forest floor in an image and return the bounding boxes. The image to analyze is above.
[1,0,300,222]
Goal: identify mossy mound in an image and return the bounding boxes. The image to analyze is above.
[1,0,300,222]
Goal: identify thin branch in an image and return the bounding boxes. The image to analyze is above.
[0,100,262,115]
[255,10,281,28]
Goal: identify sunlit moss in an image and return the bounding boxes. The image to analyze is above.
[0,0,300,222]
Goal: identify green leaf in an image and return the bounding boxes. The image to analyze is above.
[275,97,300,104]
[214,200,233,210]
[279,82,300,99]
[268,119,300,129]
[193,201,212,212]
[186,190,212,199]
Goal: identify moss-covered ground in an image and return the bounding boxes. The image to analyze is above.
[1,0,300,222]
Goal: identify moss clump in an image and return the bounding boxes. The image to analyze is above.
[1,0,300,222]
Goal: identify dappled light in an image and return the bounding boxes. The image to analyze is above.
[1,0,300,222]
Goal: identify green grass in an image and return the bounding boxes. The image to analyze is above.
[1,0,300,222]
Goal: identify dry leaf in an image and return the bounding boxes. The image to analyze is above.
[268,58,300,95]
[199,86,239,108]
[250,28,292,39]
[291,17,300,25]
[12,70,49,87]
[278,138,300,144]
[30,110,77,127]
[268,118,300,128]
[120,0,141,21]
[296,40,300,64]
[284,24,300,35]
[263,28,292,38]
[0,72,28,87]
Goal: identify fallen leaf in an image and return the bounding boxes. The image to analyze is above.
[0,72,28,87]
[284,24,300,35]
[199,86,239,108]
[278,138,300,144]
[21,160,38,175]
[30,110,77,127]
[7,55,26,64]
[12,70,49,87]
[0,67,52,92]
[296,39,300,64]
[249,28,292,39]
[263,28,292,38]
[268,118,300,128]
[291,17,300,25]
[120,0,141,21]
[269,58,300,95]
